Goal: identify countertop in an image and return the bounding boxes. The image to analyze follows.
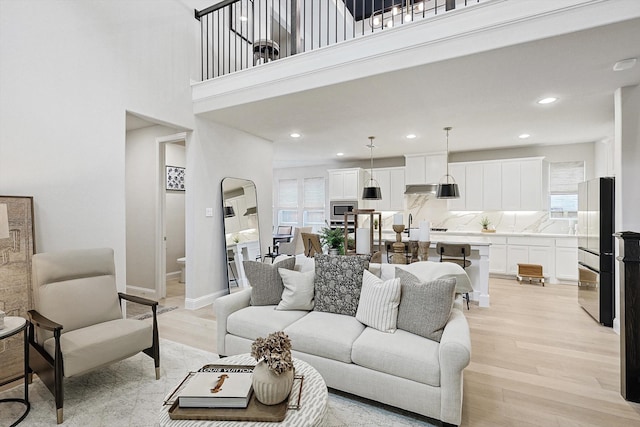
[378,229,577,239]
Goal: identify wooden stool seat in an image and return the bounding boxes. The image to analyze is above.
[517,263,545,285]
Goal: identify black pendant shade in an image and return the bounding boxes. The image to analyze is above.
[436,182,460,199]
[362,186,382,200]
[362,136,382,200]
[436,126,461,199]
[224,206,235,218]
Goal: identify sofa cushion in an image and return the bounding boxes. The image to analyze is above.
[244,257,296,306]
[355,270,401,333]
[276,268,315,311]
[284,311,365,363]
[227,306,308,341]
[396,268,456,342]
[352,327,441,387]
[313,254,370,316]
[44,318,152,378]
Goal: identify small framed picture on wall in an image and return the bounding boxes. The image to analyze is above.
[166,166,185,191]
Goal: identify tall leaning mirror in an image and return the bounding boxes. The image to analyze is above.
[221,177,260,291]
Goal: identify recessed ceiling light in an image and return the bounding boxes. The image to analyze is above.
[406,134,417,139]
[519,134,530,139]
[538,97,558,105]
[290,133,301,138]
[336,152,344,156]
[613,58,637,71]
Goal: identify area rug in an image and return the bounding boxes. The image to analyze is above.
[0,339,436,426]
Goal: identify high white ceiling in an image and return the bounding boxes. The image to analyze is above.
[201,17,640,168]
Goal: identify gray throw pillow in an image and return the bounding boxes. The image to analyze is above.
[313,254,370,316]
[244,257,296,306]
[395,268,456,342]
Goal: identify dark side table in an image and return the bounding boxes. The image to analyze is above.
[0,316,30,426]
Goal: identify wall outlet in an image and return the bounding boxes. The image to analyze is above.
[205,208,213,217]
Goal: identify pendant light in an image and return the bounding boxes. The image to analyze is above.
[436,127,460,199]
[362,136,382,200]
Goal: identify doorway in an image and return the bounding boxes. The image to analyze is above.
[124,113,187,307]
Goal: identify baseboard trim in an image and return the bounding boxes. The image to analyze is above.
[126,285,158,299]
[166,271,180,280]
[185,289,228,310]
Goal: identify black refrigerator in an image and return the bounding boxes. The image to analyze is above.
[577,177,615,327]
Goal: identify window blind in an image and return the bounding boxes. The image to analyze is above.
[549,161,585,194]
[304,177,325,209]
[278,179,298,208]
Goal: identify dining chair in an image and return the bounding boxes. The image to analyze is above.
[436,242,472,310]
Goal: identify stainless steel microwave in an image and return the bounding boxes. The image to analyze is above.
[329,200,358,221]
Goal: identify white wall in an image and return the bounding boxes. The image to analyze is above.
[186,119,273,308]
[0,1,274,307]
[126,124,182,291]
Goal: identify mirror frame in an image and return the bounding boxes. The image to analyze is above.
[221,177,261,292]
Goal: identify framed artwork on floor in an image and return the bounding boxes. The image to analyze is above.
[166,166,185,191]
[0,195,35,386]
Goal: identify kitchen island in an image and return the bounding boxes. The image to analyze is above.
[376,233,491,307]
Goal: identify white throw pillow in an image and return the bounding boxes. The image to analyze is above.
[355,270,401,333]
[276,268,315,311]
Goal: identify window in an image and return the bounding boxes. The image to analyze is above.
[303,177,325,231]
[275,177,325,231]
[549,161,584,219]
[277,179,298,226]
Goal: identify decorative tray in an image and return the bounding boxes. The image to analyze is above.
[164,364,304,422]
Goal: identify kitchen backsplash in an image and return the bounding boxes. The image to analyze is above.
[404,194,574,234]
[341,195,573,235]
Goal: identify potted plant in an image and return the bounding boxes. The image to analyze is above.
[319,226,345,255]
[250,331,294,405]
[479,216,494,232]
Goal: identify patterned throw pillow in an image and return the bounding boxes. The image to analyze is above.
[243,257,296,306]
[313,254,370,316]
[395,268,456,342]
[355,270,401,333]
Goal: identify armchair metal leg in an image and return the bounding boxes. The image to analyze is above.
[156,367,160,380]
[57,408,63,424]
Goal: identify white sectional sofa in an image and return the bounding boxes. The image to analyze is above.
[214,259,472,426]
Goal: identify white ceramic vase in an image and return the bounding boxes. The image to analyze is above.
[252,360,294,405]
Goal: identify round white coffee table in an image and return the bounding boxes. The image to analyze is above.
[159,354,327,427]
[0,317,30,427]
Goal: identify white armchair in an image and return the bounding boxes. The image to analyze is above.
[27,248,160,423]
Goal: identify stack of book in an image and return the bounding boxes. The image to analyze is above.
[175,367,253,409]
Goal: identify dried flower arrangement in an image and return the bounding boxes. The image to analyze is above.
[250,331,293,375]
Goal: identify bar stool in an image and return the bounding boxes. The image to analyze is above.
[436,242,472,310]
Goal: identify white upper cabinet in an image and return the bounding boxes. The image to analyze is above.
[465,163,484,211]
[328,168,365,200]
[483,163,502,210]
[501,161,521,210]
[448,157,548,211]
[404,153,446,185]
[368,167,405,211]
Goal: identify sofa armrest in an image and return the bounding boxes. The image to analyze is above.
[438,308,471,426]
[213,288,251,356]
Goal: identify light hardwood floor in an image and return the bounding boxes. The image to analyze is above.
[159,277,640,426]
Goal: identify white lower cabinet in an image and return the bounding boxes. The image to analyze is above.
[555,237,578,281]
[505,237,554,278]
[506,245,530,275]
[489,244,507,274]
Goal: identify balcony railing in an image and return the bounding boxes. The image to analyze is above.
[195,0,481,81]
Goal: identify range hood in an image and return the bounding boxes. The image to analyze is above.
[243,206,257,216]
[404,184,438,194]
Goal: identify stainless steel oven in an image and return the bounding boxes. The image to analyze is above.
[329,200,358,222]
